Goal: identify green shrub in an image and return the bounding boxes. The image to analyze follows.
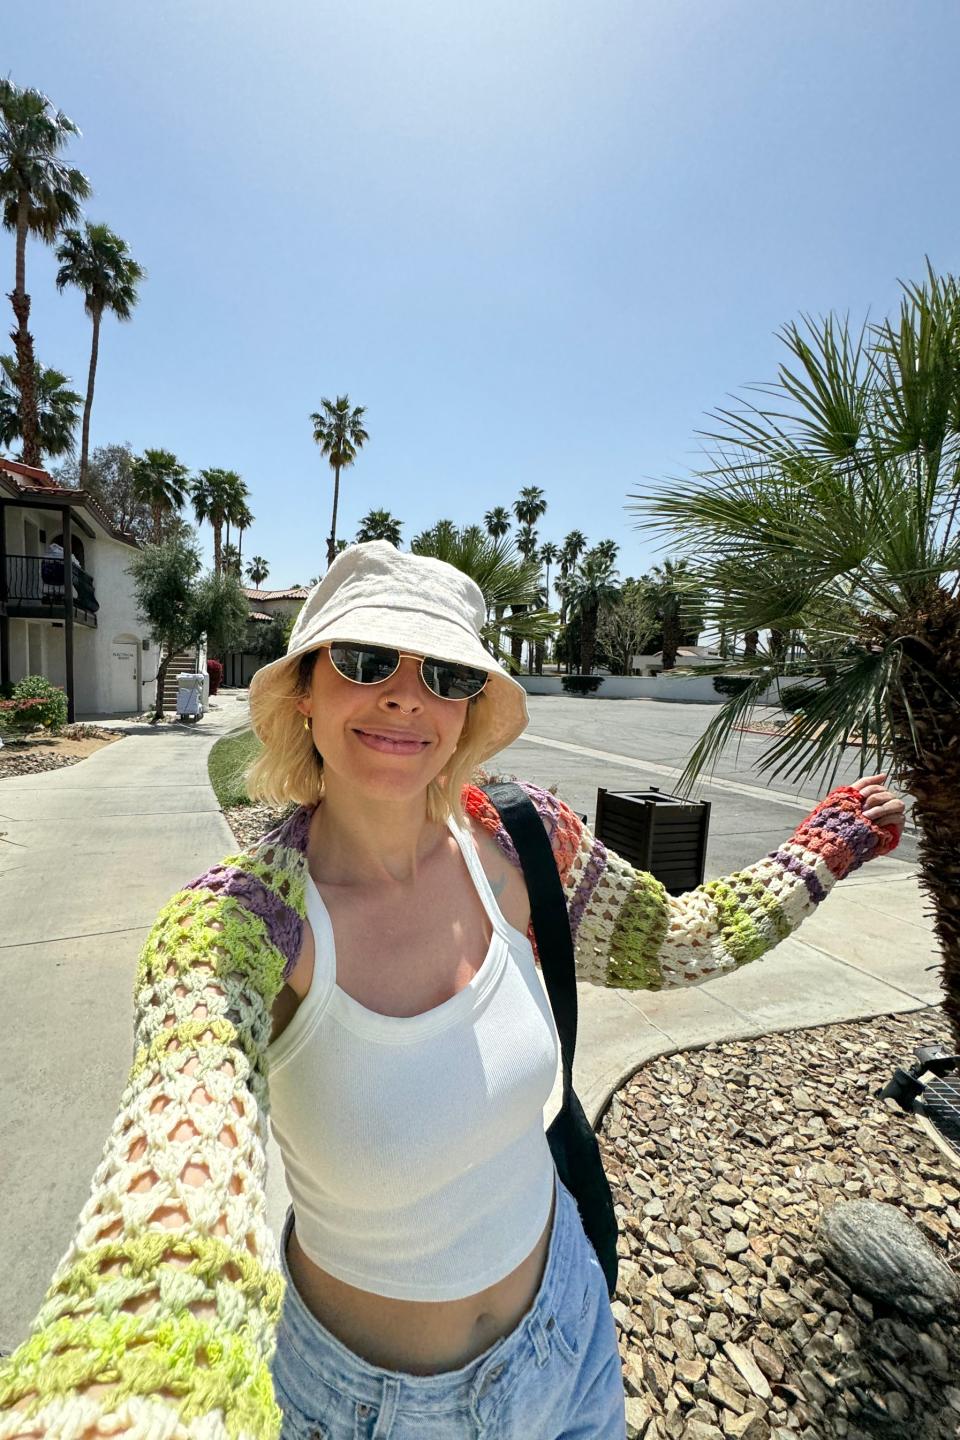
[712,675,755,697]
[1,676,69,731]
[561,674,604,695]
[778,682,821,711]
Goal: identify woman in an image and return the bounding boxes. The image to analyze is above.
[0,541,904,1440]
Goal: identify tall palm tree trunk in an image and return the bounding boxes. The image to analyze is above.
[510,607,525,670]
[875,588,960,1046]
[79,303,102,483]
[327,462,342,567]
[580,604,598,675]
[10,196,41,467]
[662,617,681,670]
[213,523,223,576]
[152,504,162,543]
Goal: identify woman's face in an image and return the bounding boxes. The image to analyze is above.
[297,647,469,803]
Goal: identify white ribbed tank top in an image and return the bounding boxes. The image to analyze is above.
[264,813,560,1301]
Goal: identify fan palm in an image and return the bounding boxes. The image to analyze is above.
[644,558,706,669]
[411,524,556,670]
[131,448,190,543]
[483,506,511,540]
[511,487,547,670]
[630,262,960,1043]
[310,395,369,566]
[0,354,80,459]
[356,508,402,545]
[0,80,90,466]
[246,555,270,587]
[220,542,241,578]
[563,549,621,675]
[54,222,145,482]
[191,468,245,574]
[537,541,560,672]
[232,499,254,575]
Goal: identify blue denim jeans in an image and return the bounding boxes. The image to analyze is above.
[270,1167,627,1439]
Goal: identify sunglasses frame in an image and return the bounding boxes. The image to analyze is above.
[320,643,489,702]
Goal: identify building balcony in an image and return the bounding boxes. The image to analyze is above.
[2,553,99,625]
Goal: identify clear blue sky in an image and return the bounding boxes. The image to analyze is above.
[7,0,960,596]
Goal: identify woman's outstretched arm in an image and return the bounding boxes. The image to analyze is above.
[0,833,304,1440]
[466,776,903,991]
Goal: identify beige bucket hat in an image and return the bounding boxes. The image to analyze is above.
[248,540,529,762]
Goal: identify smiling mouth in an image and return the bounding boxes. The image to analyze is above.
[353,729,431,751]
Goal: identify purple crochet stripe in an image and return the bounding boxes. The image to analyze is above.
[262,803,315,855]
[805,812,876,871]
[567,840,610,943]
[768,848,828,905]
[184,864,302,964]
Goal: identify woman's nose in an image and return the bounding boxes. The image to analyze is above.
[379,656,425,709]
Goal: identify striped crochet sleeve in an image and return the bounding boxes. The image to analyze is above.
[464,781,899,992]
[0,810,310,1440]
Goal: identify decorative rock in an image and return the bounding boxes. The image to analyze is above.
[723,1414,770,1440]
[725,1230,750,1257]
[626,1394,655,1439]
[662,1265,698,1296]
[816,1199,960,1322]
[722,1342,773,1400]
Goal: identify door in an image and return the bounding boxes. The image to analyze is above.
[110,635,140,713]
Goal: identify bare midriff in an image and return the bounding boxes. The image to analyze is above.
[285,1187,556,1374]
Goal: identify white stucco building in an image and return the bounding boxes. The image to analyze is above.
[0,458,158,718]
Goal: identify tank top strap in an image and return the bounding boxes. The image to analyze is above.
[446,814,511,939]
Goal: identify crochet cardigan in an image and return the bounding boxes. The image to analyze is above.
[0,779,898,1440]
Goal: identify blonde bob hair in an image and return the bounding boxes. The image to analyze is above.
[245,647,498,826]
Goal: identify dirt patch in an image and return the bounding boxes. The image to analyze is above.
[0,727,124,779]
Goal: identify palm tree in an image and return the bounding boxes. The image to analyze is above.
[191,468,245,574]
[131,448,190,543]
[411,524,554,668]
[563,550,621,675]
[538,541,560,672]
[483,506,511,540]
[557,530,588,671]
[246,555,270,587]
[54,222,145,482]
[0,80,90,467]
[631,263,960,1044]
[0,354,80,459]
[220,542,241,577]
[310,395,369,566]
[233,499,254,575]
[644,558,705,670]
[357,508,402,545]
[511,487,547,671]
[222,475,250,566]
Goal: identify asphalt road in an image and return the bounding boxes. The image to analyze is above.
[492,696,917,878]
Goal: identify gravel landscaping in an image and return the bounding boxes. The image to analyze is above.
[0,724,123,779]
[603,1007,959,1440]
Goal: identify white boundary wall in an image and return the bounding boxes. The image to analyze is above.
[517,675,784,704]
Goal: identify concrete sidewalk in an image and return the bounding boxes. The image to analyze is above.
[0,694,249,1354]
[0,693,944,1353]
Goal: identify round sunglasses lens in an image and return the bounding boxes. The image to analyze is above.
[329,645,398,683]
[422,660,487,700]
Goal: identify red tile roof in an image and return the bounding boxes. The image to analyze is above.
[242,587,310,601]
[0,456,140,547]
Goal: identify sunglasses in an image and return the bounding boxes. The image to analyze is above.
[323,643,489,702]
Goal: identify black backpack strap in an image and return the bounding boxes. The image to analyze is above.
[479,783,577,1109]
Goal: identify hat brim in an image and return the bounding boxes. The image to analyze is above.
[248,607,529,763]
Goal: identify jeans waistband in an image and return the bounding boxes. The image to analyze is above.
[276,1164,576,1415]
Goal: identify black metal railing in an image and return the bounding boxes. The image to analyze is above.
[3,553,99,615]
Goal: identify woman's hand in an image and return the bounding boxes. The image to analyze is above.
[850,773,906,840]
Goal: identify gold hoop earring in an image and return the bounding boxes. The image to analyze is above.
[303,716,311,731]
